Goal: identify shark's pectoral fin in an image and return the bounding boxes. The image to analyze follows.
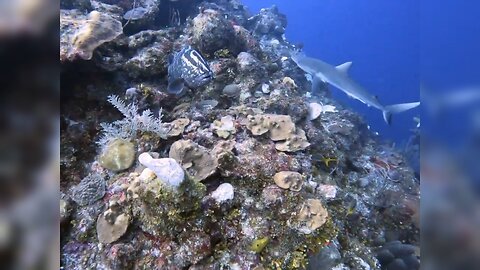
[383,110,393,125]
[311,75,327,93]
[313,73,327,83]
[336,61,353,74]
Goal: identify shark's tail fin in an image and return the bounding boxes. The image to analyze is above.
[382,102,421,125]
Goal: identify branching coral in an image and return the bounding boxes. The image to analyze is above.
[98,95,168,145]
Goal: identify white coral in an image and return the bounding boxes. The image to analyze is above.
[211,183,234,203]
[98,95,168,145]
[138,152,185,188]
[307,102,337,120]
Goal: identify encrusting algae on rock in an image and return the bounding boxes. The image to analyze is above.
[165,118,190,137]
[212,115,236,139]
[61,10,122,61]
[126,165,206,238]
[297,199,329,234]
[99,138,136,172]
[274,171,304,191]
[60,1,420,269]
[96,210,130,244]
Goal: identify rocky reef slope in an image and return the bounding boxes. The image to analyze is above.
[60,1,420,269]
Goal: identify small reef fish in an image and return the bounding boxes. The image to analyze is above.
[291,52,420,124]
[123,7,148,20]
[167,46,214,95]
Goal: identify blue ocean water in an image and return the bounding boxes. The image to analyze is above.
[421,0,480,147]
[244,0,420,145]
[420,0,480,186]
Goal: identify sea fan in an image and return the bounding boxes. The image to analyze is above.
[97,95,168,145]
[106,94,138,120]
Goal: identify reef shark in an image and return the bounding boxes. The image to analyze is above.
[291,52,420,124]
[421,84,480,116]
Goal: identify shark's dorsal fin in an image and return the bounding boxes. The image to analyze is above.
[336,62,352,74]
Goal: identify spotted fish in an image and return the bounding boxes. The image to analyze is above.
[167,46,214,95]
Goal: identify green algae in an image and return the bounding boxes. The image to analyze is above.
[214,48,232,58]
[303,218,338,253]
[128,174,206,237]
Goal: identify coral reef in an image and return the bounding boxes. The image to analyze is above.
[122,0,161,30]
[98,95,168,145]
[248,5,287,38]
[165,118,190,137]
[191,8,236,55]
[169,139,218,182]
[60,10,123,61]
[138,152,185,188]
[212,115,236,138]
[124,33,173,77]
[222,83,242,97]
[246,114,310,152]
[60,1,420,269]
[210,182,235,203]
[274,171,304,191]
[296,199,329,234]
[99,138,136,171]
[126,169,207,237]
[71,173,106,206]
[96,209,130,244]
[376,241,420,270]
[308,102,337,121]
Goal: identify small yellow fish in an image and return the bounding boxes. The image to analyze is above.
[321,157,338,167]
[250,237,269,253]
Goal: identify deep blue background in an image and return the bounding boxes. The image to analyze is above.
[420,0,480,147]
[243,0,420,145]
